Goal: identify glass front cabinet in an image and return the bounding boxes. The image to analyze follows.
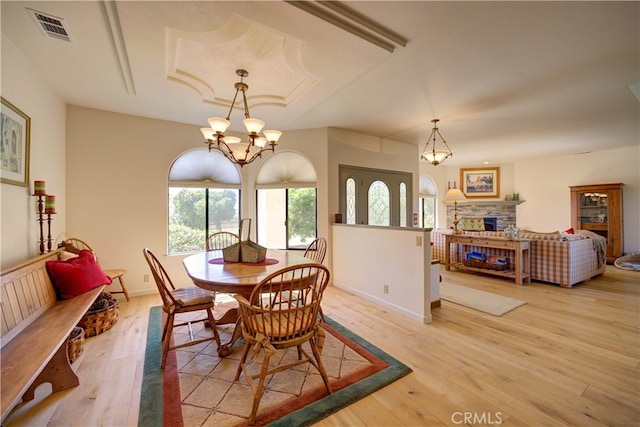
[570,183,623,264]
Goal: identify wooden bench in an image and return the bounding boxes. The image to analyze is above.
[1,248,105,421]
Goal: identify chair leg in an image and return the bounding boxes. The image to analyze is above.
[206,308,221,347]
[248,351,273,426]
[161,313,175,370]
[309,337,332,394]
[234,343,252,381]
[116,275,130,301]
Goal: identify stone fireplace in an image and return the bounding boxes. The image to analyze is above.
[445,200,523,231]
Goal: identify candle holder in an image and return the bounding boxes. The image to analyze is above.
[33,194,46,254]
[46,212,56,252]
[44,195,57,253]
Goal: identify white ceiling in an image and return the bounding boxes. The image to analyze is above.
[2,1,638,166]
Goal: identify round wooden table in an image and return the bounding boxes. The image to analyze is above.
[183,249,311,355]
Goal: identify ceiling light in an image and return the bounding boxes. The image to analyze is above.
[420,119,453,166]
[201,69,282,167]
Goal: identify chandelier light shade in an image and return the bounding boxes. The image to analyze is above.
[420,118,453,166]
[443,186,466,234]
[200,69,282,167]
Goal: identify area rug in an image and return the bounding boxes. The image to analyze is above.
[614,250,640,271]
[440,282,526,316]
[139,304,412,427]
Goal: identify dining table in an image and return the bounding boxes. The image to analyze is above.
[182,249,312,356]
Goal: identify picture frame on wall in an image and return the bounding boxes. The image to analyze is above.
[1,97,31,187]
[460,167,500,198]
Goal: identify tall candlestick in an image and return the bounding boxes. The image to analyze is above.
[44,195,56,214]
[35,195,45,254]
[46,213,54,252]
[34,180,46,195]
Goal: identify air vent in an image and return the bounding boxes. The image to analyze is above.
[27,8,76,43]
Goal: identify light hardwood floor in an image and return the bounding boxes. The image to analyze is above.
[4,265,639,426]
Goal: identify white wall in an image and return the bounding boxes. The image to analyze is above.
[327,128,420,225]
[65,107,330,296]
[515,146,640,253]
[332,224,432,324]
[1,35,66,268]
[3,28,638,286]
[420,146,639,255]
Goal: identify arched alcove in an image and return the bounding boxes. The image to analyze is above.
[255,151,317,188]
[169,148,241,187]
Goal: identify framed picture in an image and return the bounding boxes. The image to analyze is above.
[460,167,500,198]
[1,97,31,187]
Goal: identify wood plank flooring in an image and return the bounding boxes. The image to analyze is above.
[4,265,639,426]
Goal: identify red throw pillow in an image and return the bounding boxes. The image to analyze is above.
[564,227,575,234]
[46,250,112,299]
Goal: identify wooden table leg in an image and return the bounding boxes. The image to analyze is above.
[22,341,79,402]
[515,241,523,286]
[445,236,451,271]
[217,317,243,357]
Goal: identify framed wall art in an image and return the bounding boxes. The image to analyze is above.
[1,97,31,187]
[460,167,500,198]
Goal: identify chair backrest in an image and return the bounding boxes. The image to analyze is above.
[303,237,327,263]
[206,231,240,251]
[241,263,330,343]
[62,237,93,254]
[142,248,179,307]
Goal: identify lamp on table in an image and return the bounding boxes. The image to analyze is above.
[443,187,467,234]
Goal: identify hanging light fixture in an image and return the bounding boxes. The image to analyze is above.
[420,118,453,166]
[200,69,282,167]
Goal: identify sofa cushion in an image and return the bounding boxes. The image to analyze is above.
[46,250,112,299]
[459,218,485,231]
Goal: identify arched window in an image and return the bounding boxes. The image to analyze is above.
[419,175,437,229]
[346,178,356,224]
[368,180,390,226]
[167,148,241,254]
[255,151,318,249]
[399,182,407,227]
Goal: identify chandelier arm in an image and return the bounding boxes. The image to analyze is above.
[225,87,242,121]
[216,143,243,166]
[435,129,453,154]
[421,129,437,153]
[432,132,438,156]
[244,145,276,165]
[241,87,251,119]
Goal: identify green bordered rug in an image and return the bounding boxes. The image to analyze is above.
[139,306,412,426]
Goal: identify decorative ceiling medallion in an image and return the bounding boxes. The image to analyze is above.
[166,15,318,110]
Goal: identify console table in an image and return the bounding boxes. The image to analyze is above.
[445,234,531,285]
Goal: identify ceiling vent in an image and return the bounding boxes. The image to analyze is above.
[27,8,76,44]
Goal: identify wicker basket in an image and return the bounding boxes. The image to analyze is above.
[67,326,85,364]
[222,219,266,263]
[463,258,510,271]
[78,292,119,337]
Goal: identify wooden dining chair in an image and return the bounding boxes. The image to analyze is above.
[61,237,130,301]
[303,236,327,263]
[234,263,332,425]
[206,231,240,251]
[142,248,221,369]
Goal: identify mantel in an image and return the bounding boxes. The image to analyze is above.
[443,200,526,206]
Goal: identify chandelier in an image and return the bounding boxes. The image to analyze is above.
[420,119,453,166]
[200,69,282,167]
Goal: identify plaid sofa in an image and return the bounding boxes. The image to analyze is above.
[431,229,606,288]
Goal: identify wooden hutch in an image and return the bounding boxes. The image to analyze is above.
[570,183,623,264]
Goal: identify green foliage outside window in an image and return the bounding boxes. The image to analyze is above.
[288,188,316,244]
[168,188,238,254]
